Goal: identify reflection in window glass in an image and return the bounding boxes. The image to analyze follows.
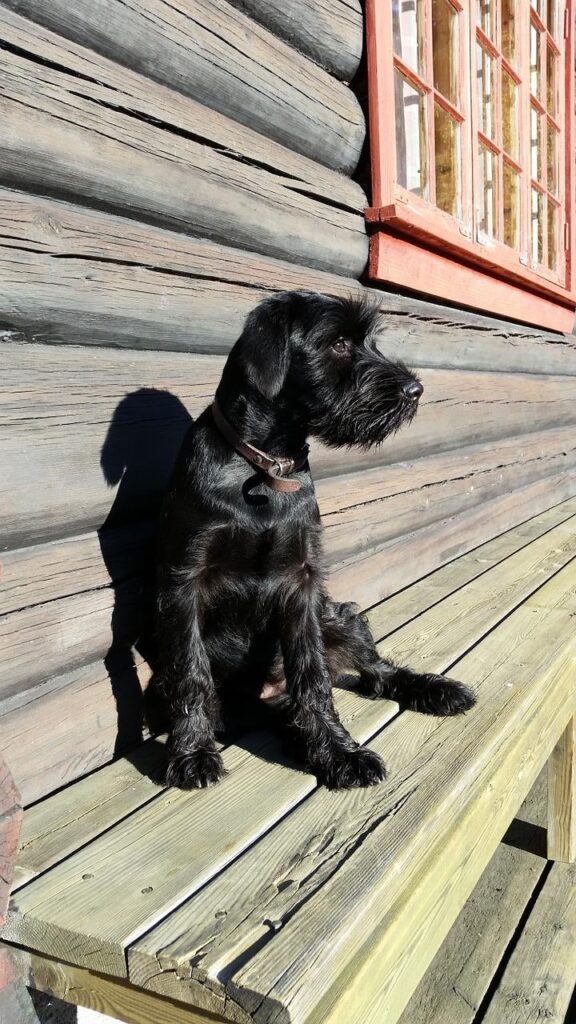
[531,105,542,181]
[502,72,518,159]
[547,0,557,36]
[501,0,516,64]
[547,199,558,270]
[531,188,544,264]
[530,23,541,99]
[547,122,558,195]
[479,144,498,238]
[432,0,459,104]
[395,71,428,197]
[503,162,520,249]
[392,0,424,71]
[434,104,461,216]
[477,44,495,138]
[547,45,557,116]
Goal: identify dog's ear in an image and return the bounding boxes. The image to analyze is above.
[238,293,296,399]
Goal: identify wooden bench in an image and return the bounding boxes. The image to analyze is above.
[1,498,575,1024]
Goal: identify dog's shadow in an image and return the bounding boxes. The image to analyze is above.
[99,388,193,759]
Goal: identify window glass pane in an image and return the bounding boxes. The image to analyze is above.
[547,45,557,116]
[501,0,516,64]
[503,162,520,249]
[547,121,558,195]
[434,104,461,216]
[477,44,495,138]
[477,0,495,39]
[432,0,458,105]
[502,71,518,159]
[530,22,541,99]
[547,0,557,36]
[531,188,544,264]
[547,199,558,270]
[393,0,424,72]
[395,71,428,197]
[530,105,542,181]
[479,144,498,238]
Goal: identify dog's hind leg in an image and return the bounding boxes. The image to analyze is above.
[322,600,476,717]
[155,581,225,789]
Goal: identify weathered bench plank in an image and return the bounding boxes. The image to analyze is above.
[223,567,576,1024]
[5,522,575,982]
[481,860,576,1024]
[397,775,548,1024]
[548,716,576,863]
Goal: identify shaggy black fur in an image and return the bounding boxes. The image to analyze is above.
[152,291,476,790]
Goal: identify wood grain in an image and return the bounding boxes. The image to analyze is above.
[225,568,576,1024]
[0,16,366,279]
[2,434,574,700]
[0,942,235,1024]
[5,517,574,980]
[227,0,362,81]
[397,775,548,1024]
[481,861,576,1024]
[548,715,576,863]
[0,1,364,174]
[0,756,22,927]
[127,524,576,1003]
[4,502,575,809]
[2,338,576,549]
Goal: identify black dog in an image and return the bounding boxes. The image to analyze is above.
[153,291,475,790]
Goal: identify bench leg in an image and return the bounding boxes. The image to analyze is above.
[548,714,576,863]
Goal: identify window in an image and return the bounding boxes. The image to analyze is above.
[366,0,575,331]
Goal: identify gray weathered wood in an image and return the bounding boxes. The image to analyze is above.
[227,0,363,81]
[0,756,21,927]
[5,502,575,809]
[2,339,576,548]
[481,860,576,1024]
[2,188,576,373]
[0,0,364,173]
[0,12,366,276]
[397,774,548,1024]
[5,533,574,981]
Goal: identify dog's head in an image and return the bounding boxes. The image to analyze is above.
[223,291,423,448]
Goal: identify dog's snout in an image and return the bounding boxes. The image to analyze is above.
[403,380,424,401]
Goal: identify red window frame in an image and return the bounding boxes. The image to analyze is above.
[366,0,576,332]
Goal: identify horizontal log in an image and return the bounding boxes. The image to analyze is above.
[330,472,576,607]
[2,431,575,697]
[3,427,575,617]
[227,0,362,81]
[2,188,575,374]
[0,658,151,808]
[2,341,576,548]
[0,15,367,276]
[0,1,364,173]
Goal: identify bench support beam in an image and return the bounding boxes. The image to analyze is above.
[0,943,225,1024]
[548,714,576,863]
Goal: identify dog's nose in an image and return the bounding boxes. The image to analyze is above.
[403,380,424,401]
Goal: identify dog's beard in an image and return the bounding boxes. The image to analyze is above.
[308,358,420,450]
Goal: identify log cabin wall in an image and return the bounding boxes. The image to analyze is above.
[0,0,575,808]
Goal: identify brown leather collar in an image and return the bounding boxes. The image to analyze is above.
[211,399,309,492]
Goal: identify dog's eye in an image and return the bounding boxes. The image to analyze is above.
[331,338,350,355]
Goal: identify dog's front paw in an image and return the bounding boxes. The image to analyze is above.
[418,675,477,716]
[320,746,387,790]
[166,747,226,789]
